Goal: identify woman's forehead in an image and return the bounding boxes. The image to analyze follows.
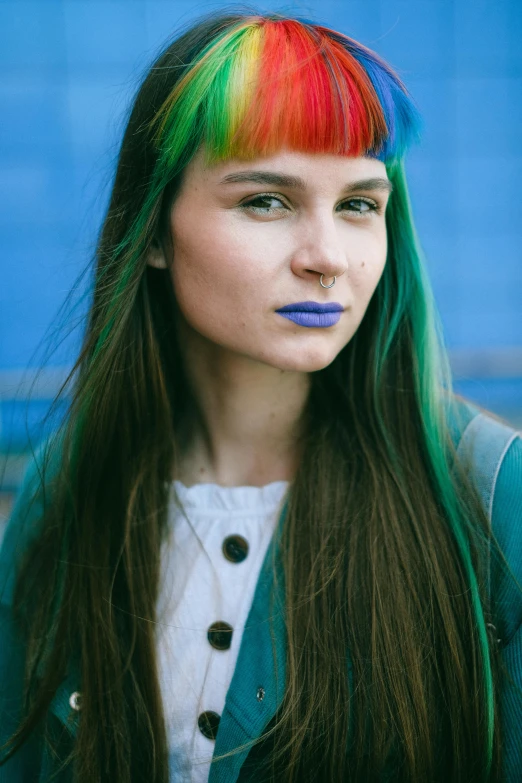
[189,144,388,183]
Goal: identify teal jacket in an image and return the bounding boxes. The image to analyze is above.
[0,400,521,781]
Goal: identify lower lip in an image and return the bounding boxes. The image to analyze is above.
[276,311,342,328]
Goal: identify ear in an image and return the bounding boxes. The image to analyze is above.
[146,238,168,269]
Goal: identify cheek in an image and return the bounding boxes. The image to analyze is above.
[168,216,256,333]
[351,234,387,293]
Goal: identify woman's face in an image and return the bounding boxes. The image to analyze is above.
[149,145,392,373]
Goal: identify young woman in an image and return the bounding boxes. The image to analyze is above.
[1,9,521,783]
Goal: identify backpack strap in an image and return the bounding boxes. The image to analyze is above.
[455,411,520,623]
[456,412,520,522]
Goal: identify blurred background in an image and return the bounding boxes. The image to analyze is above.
[1,0,521,518]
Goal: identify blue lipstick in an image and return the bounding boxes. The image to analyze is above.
[275,301,343,328]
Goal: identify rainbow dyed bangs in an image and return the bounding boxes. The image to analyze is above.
[153,16,423,167]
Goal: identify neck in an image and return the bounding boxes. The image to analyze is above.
[175,331,310,487]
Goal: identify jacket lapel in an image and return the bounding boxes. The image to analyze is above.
[209,496,357,783]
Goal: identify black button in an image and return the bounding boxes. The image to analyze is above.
[198,710,221,740]
[207,621,233,650]
[222,534,249,563]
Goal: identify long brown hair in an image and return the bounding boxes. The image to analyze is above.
[1,8,520,782]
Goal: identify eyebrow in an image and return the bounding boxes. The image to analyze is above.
[218,170,394,195]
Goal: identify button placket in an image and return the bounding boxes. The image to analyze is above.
[197,534,247,741]
[162,484,288,774]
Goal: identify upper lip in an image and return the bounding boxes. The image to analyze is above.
[276,301,344,313]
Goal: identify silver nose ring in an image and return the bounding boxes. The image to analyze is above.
[319,274,336,289]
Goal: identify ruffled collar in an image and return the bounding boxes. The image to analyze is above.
[169,479,290,512]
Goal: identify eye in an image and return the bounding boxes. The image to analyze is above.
[338,198,380,216]
[239,194,382,217]
[240,194,287,214]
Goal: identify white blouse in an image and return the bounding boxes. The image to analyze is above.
[156,479,290,782]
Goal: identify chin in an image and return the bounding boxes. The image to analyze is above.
[265,347,342,373]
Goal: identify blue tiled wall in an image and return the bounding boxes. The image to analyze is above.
[1,0,521,456]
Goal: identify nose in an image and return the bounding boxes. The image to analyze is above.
[289,211,348,286]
